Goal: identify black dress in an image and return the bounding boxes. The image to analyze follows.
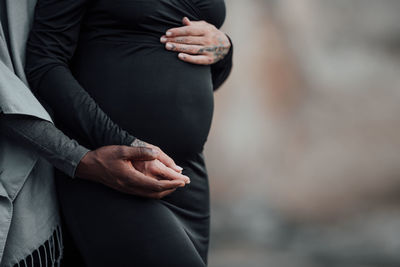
[25,0,232,266]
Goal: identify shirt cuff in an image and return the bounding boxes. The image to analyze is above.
[69,146,91,178]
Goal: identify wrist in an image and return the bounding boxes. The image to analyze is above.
[223,33,233,56]
[75,150,97,180]
[224,32,231,47]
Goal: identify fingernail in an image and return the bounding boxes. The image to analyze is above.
[185,177,191,184]
[176,165,183,171]
[160,36,167,42]
[166,31,172,36]
[166,43,173,49]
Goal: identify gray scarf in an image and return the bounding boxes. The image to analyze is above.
[0,0,62,266]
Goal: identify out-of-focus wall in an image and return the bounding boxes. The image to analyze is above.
[205,1,400,266]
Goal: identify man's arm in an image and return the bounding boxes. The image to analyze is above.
[0,114,188,197]
[0,114,89,178]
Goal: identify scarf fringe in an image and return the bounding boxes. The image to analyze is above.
[12,225,63,267]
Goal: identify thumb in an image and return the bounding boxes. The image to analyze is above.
[123,146,158,161]
[182,16,192,26]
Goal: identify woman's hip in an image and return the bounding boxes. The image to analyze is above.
[54,152,210,265]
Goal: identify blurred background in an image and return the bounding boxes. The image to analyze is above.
[204,0,400,266]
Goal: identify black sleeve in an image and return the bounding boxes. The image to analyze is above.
[25,0,135,150]
[211,34,233,91]
[0,114,90,178]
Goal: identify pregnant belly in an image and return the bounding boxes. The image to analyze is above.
[72,41,214,157]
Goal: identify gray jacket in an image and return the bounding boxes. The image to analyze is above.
[0,0,61,266]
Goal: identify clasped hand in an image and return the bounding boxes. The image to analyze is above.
[76,139,190,199]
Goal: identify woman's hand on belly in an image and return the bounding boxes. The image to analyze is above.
[160,17,231,65]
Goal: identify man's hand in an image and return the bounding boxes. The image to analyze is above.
[160,17,231,65]
[75,146,189,199]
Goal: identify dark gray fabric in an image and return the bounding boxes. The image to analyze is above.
[0,114,90,177]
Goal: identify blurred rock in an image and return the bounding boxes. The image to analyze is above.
[206,0,400,266]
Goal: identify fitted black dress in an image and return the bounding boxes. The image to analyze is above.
[25,0,232,266]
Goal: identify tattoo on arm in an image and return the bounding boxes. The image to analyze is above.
[130,138,149,147]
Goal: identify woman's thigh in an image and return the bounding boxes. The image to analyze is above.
[55,172,206,267]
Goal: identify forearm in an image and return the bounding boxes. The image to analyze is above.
[0,114,89,177]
